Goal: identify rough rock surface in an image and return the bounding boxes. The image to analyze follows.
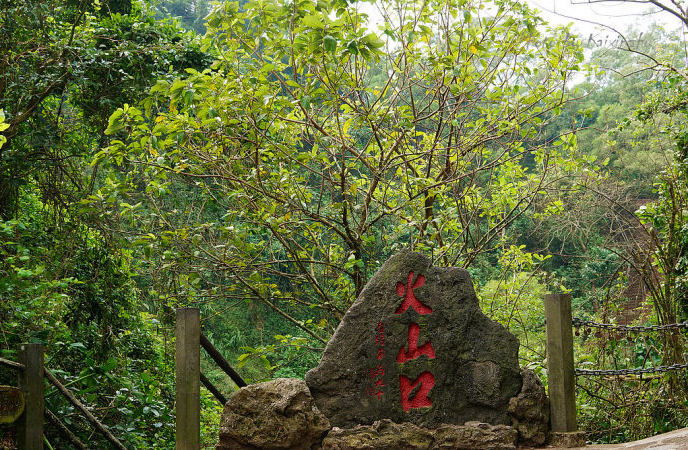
[215,378,330,450]
[321,419,517,449]
[322,420,433,450]
[306,250,522,428]
[507,368,550,446]
[549,431,587,448]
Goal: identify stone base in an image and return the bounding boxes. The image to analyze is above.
[322,419,518,449]
[549,431,587,448]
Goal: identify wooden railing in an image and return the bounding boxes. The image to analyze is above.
[175,307,246,449]
[543,293,578,433]
[0,309,245,449]
[0,343,124,449]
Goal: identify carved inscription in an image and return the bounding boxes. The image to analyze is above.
[400,372,435,412]
[395,272,431,315]
[366,321,386,400]
[395,271,435,412]
[396,322,435,363]
[305,249,524,428]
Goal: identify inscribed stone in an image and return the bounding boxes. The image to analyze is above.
[305,250,522,428]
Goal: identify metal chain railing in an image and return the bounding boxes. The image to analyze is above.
[572,317,688,377]
[575,363,688,376]
[572,317,688,333]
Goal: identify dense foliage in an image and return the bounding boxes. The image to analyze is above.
[2,0,688,447]
[0,0,219,447]
[97,0,589,365]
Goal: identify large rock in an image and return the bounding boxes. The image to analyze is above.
[322,419,517,449]
[306,250,522,428]
[215,378,330,450]
[507,368,550,446]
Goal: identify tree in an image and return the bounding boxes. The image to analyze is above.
[0,0,210,219]
[96,0,590,354]
[0,1,218,446]
[566,9,688,360]
[518,26,677,304]
[531,5,688,440]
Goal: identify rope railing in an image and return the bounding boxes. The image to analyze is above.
[3,313,247,449]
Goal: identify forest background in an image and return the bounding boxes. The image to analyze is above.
[1,0,687,447]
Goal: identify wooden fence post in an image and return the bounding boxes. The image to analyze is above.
[18,343,44,450]
[176,308,200,450]
[544,293,577,432]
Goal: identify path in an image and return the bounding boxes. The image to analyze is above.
[561,427,688,449]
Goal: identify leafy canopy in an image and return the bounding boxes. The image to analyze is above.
[96,0,589,344]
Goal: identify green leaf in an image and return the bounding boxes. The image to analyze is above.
[105,109,125,135]
[149,80,170,95]
[69,342,87,351]
[301,95,312,109]
[302,14,323,28]
[362,33,384,49]
[102,357,117,371]
[347,40,359,55]
[323,35,337,52]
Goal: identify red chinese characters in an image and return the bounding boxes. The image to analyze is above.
[395,272,432,315]
[366,321,386,400]
[396,322,435,363]
[395,271,435,412]
[399,372,435,411]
